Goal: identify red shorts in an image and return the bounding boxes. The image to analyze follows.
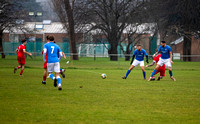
[17,57,25,65]
[44,62,47,69]
[155,67,165,76]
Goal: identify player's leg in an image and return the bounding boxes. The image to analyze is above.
[166,59,176,81]
[60,68,65,78]
[42,69,47,84]
[42,62,47,84]
[168,67,176,81]
[14,65,21,73]
[122,59,139,79]
[140,61,146,79]
[156,68,162,81]
[19,58,26,76]
[157,68,165,81]
[151,70,159,80]
[148,64,161,81]
[47,63,56,86]
[20,64,25,76]
[14,57,22,73]
[55,62,62,90]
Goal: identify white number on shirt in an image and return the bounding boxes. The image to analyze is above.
[51,46,55,54]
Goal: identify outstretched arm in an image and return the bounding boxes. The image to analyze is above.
[23,49,32,56]
[62,52,66,60]
[146,61,155,67]
[153,51,159,58]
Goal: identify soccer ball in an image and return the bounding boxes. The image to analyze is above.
[101,73,107,79]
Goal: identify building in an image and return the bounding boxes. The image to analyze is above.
[3,22,157,57]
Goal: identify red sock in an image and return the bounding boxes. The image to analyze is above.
[20,70,24,75]
[17,66,20,69]
[43,75,46,81]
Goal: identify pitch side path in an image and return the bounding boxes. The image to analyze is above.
[0,56,200,124]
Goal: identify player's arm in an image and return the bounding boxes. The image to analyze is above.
[23,49,32,56]
[144,51,149,63]
[146,55,149,63]
[58,47,63,60]
[170,51,174,64]
[62,52,66,60]
[130,50,136,65]
[146,61,155,67]
[130,55,135,65]
[153,46,161,58]
[58,51,63,60]
[153,51,159,58]
[43,48,47,62]
[16,49,18,54]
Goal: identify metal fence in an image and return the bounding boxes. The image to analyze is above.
[2,41,200,61]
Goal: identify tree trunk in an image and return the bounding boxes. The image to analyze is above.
[64,0,78,60]
[0,31,5,59]
[125,43,131,61]
[108,42,118,61]
[183,36,191,61]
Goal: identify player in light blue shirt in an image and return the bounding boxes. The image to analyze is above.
[43,35,63,90]
[148,41,176,81]
[122,44,149,79]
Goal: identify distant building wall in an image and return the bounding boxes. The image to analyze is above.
[191,36,200,61]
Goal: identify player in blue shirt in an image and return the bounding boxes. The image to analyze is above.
[122,44,149,79]
[148,41,176,81]
[43,35,63,90]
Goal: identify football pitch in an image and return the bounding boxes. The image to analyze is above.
[0,56,200,124]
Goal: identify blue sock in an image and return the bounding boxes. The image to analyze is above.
[143,71,146,79]
[150,70,157,78]
[49,74,55,80]
[125,70,131,78]
[57,76,61,85]
[169,71,173,77]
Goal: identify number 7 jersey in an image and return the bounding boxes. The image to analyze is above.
[43,42,62,63]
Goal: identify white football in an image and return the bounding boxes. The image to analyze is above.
[101,73,107,79]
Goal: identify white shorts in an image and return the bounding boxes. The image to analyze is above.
[47,62,60,73]
[132,60,144,67]
[157,58,171,68]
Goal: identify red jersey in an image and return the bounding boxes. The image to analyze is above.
[153,54,165,69]
[17,44,26,58]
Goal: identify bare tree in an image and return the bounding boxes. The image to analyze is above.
[51,0,78,60]
[79,0,148,61]
[146,0,200,61]
[0,0,28,58]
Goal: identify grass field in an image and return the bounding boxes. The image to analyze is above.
[0,56,200,124]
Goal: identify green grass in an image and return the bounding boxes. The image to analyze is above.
[0,56,200,124]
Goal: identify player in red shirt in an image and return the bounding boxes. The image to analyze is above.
[14,39,32,76]
[41,36,49,84]
[146,54,166,80]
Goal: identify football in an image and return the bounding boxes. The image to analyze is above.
[101,73,107,79]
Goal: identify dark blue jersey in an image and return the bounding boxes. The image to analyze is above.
[158,45,171,59]
[133,49,148,61]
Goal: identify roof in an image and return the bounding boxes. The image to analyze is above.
[171,36,184,45]
[4,22,155,34]
[4,22,67,34]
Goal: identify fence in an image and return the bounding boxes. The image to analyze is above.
[2,42,200,61]
[2,41,133,57]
